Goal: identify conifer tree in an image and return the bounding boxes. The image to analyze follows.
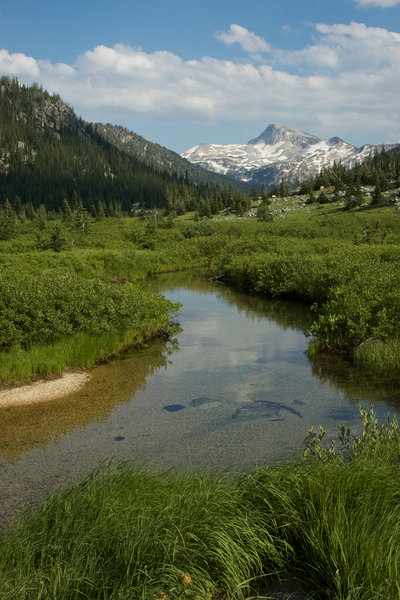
[61,198,73,223]
[74,201,91,234]
[371,176,384,205]
[96,201,107,221]
[279,179,290,198]
[0,198,17,240]
[49,224,66,252]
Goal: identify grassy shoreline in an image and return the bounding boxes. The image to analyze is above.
[0,324,175,386]
[0,408,399,599]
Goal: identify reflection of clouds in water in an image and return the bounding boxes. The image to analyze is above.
[224,348,260,366]
[180,334,221,348]
[221,336,305,368]
[181,317,221,339]
[226,377,274,405]
[243,333,307,356]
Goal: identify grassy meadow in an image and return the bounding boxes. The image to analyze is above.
[1,197,400,598]
[2,196,400,383]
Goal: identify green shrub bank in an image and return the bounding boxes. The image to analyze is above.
[0,409,399,599]
[1,205,400,383]
[211,208,400,377]
[0,218,208,383]
[0,274,177,351]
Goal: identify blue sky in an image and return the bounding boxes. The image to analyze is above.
[1,0,399,152]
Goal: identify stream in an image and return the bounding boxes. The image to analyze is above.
[1,270,400,529]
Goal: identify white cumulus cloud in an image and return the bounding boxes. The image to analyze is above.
[276,22,400,71]
[1,20,399,148]
[354,0,400,7]
[0,50,40,77]
[215,24,271,54]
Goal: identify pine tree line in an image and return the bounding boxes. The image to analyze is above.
[0,77,233,215]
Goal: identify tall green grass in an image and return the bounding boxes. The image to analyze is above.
[0,466,286,600]
[1,409,400,599]
[0,326,171,385]
[353,338,400,376]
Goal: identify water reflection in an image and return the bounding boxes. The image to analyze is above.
[0,335,179,462]
[148,271,312,333]
[1,270,400,530]
[311,352,400,411]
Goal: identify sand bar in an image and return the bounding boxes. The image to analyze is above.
[0,372,90,408]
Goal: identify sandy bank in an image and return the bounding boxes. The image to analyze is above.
[0,372,91,408]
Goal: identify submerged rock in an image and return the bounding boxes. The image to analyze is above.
[190,396,218,408]
[163,404,185,412]
[232,400,302,420]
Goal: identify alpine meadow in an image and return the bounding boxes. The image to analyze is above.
[1,76,400,599]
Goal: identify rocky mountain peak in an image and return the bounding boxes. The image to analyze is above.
[181,123,397,189]
[247,124,321,148]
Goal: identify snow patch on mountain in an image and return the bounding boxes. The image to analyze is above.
[181,124,394,188]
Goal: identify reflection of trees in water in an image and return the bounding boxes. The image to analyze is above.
[153,270,400,412]
[0,334,180,462]
[150,271,313,333]
[311,352,400,410]
[216,285,312,333]
[147,270,216,294]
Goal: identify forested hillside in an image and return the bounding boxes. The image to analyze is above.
[0,77,235,216]
[95,122,240,188]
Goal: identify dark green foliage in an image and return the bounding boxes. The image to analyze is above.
[48,225,66,252]
[0,77,234,216]
[305,190,317,204]
[257,202,273,222]
[33,204,47,230]
[279,178,290,198]
[344,184,364,210]
[371,176,384,204]
[317,190,330,204]
[233,193,251,216]
[73,201,91,234]
[0,271,176,351]
[256,193,273,221]
[61,198,73,222]
[0,199,16,240]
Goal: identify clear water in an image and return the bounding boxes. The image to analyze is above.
[1,271,400,528]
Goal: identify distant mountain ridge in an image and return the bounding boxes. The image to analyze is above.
[182,124,400,188]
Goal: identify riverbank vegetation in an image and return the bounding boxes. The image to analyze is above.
[1,76,400,383]
[1,191,400,384]
[0,408,399,599]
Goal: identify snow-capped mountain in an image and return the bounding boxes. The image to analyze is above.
[181,124,391,188]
